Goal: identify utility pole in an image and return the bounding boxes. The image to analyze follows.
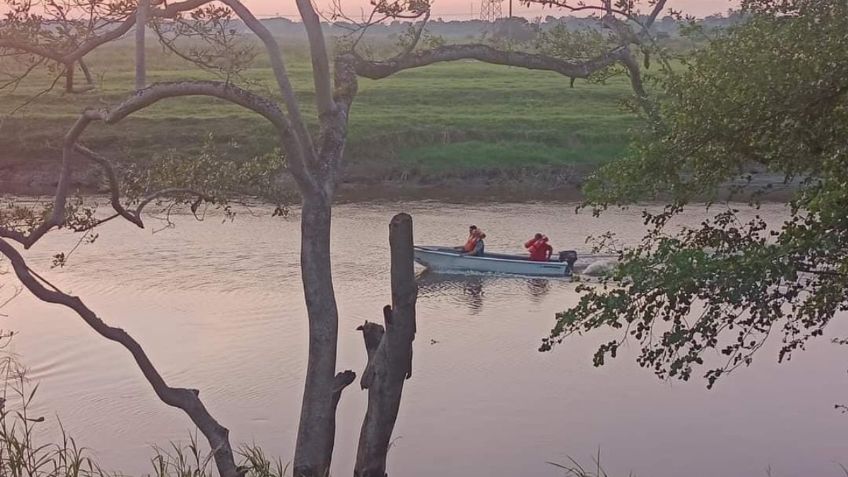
[479,0,502,22]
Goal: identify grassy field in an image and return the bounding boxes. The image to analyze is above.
[0,40,641,186]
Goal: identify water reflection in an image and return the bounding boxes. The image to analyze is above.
[525,279,551,302]
[416,271,554,312]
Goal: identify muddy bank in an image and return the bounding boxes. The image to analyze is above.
[1,157,798,203]
[0,156,589,201]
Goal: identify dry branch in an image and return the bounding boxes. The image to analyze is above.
[349,44,630,80]
[0,238,239,477]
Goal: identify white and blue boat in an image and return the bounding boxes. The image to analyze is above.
[413,246,576,278]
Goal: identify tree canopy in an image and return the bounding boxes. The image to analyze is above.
[543,0,848,388]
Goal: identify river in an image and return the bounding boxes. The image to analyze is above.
[2,201,846,477]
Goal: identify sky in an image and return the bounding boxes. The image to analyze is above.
[237,0,740,20]
[0,0,741,21]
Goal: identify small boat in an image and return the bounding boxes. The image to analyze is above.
[414,246,576,278]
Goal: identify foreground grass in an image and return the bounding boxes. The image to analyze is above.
[0,41,640,182]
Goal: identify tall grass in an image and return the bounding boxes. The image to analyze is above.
[0,335,106,477]
[547,449,634,477]
[0,342,289,477]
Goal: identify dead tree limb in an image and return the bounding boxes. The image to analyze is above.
[0,238,239,477]
[350,44,628,80]
[354,213,417,477]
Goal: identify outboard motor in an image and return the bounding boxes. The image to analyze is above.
[558,250,578,269]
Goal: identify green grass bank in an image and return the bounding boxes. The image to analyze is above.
[0,42,640,198]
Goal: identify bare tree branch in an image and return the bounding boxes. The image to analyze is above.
[397,10,431,58]
[2,81,289,249]
[220,0,319,189]
[617,46,658,121]
[295,0,336,117]
[0,238,239,477]
[66,146,211,237]
[528,0,668,35]
[350,43,630,79]
[0,0,215,65]
[134,188,212,217]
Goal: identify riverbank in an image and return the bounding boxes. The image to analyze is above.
[1,45,799,202]
[0,154,589,201]
[1,154,798,203]
[1,44,634,200]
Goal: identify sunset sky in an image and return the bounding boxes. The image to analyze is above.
[0,0,741,21]
[199,0,739,20]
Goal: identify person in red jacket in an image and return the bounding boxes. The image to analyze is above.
[525,233,553,261]
[461,225,481,252]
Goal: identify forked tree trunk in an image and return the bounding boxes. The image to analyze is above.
[355,213,418,477]
[64,61,96,93]
[295,192,353,477]
[79,59,94,85]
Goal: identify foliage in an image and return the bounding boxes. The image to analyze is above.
[0,0,134,53]
[544,0,848,388]
[535,25,623,84]
[124,133,291,210]
[150,5,258,79]
[485,17,541,46]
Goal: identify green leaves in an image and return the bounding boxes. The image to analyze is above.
[124,133,292,213]
[546,0,848,388]
[588,0,848,204]
[535,25,624,84]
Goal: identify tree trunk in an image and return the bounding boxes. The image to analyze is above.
[294,192,353,477]
[79,59,94,85]
[354,213,417,477]
[64,62,74,93]
[135,0,148,90]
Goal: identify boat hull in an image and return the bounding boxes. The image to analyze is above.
[414,246,572,277]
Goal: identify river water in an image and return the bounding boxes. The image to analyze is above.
[2,201,847,477]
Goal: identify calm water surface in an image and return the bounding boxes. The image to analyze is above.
[3,201,847,477]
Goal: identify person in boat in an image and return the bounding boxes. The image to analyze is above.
[525,233,553,261]
[465,232,486,256]
[525,233,543,252]
[457,225,482,252]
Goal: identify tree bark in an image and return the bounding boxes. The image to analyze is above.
[79,59,94,85]
[64,62,74,93]
[351,44,627,80]
[135,0,148,90]
[354,213,417,477]
[294,192,354,477]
